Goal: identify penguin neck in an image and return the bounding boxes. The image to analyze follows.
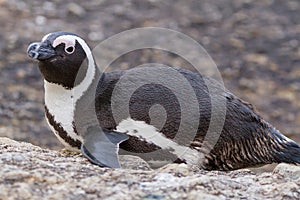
[43,58,100,150]
[44,60,98,107]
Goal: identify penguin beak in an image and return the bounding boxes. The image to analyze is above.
[27,42,56,61]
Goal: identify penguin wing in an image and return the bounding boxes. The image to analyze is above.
[81,126,129,168]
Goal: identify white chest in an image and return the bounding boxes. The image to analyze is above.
[41,36,97,150]
[44,81,84,150]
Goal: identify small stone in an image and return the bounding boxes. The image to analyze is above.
[229,37,245,50]
[4,170,31,182]
[43,1,56,12]
[287,1,299,11]
[35,15,47,26]
[156,163,192,176]
[244,53,269,66]
[0,153,29,163]
[13,183,33,199]
[30,169,64,184]
[88,32,104,41]
[238,78,257,91]
[67,3,86,17]
[119,155,151,170]
[59,148,81,156]
[188,190,223,200]
[273,163,300,180]
[16,69,26,79]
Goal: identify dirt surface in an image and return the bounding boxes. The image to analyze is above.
[0,0,299,151]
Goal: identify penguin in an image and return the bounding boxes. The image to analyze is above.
[27,31,300,170]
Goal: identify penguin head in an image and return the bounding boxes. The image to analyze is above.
[27,32,93,89]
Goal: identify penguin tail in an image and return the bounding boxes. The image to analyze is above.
[270,128,300,165]
[274,140,300,164]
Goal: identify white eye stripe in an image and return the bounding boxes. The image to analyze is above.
[52,35,77,48]
[42,32,52,42]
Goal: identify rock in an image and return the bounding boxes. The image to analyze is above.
[244,53,269,66]
[155,163,200,176]
[273,163,300,180]
[67,3,86,17]
[1,137,300,199]
[1,0,300,198]
[88,32,104,41]
[119,155,151,170]
[229,37,245,50]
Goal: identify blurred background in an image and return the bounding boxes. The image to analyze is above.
[0,0,299,150]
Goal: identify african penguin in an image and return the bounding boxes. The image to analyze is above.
[27,31,300,170]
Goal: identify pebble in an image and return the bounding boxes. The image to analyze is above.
[88,32,104,41]
[35,15,47,26]
[67,3,86,17]
[244,53,269,66]
[273,163,300,180]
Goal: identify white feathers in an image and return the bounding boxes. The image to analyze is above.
[116,118,200,165]
[52,35,77,49]
[41,32,52,42]
[44,80,83,148]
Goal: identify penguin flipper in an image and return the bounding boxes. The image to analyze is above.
[81,127,129,168]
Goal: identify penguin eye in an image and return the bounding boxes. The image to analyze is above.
[65,46,75,54]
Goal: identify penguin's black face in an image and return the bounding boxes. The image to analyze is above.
[27,32,89,89]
